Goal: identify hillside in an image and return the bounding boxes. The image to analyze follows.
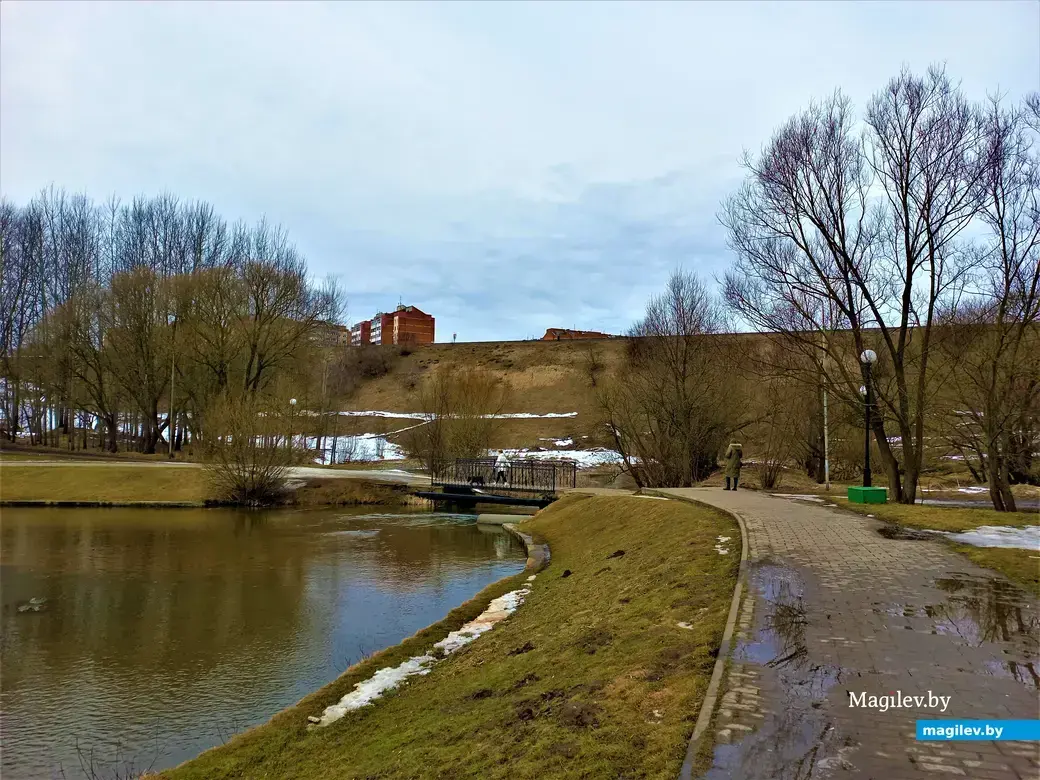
[334,339,628,451]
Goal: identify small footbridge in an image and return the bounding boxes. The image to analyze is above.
[414,457,577,510]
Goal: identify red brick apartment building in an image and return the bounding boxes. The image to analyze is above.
[350,305,435,346]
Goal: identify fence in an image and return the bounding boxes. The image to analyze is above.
[432,457,577,494]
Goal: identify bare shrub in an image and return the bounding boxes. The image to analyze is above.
[404,365,510,471]
[203,393,293,504]
[599,270,743,487]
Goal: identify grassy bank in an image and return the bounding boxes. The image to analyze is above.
[164,493,740,779]
[0,462,419,508]
[291,477,416,506]
[834,497,1039,596]
[0,463,210,503]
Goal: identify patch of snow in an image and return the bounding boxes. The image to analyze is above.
[714,535,732,555]
[526,574,537,582]
[772,493,825,503]
[957,486,989,495]
[501,447,623,469]
[309,434,406,464]
[940,525,1040,551]
[676,622,694,630]
[317,655,436,723]
[633,495,670,501]
[338,410,577,420]
[316,586,532,726]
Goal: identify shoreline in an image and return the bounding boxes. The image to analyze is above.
[164,517,550,775]
[163,493,741,779]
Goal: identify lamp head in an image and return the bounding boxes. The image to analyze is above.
[860,349,877,365]
[859,385,867,396]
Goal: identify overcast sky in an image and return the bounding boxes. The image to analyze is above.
[2,1,1038,341]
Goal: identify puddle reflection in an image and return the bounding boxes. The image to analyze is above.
[709,564,852,779]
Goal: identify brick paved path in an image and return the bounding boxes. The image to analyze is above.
[661,488,1040,780]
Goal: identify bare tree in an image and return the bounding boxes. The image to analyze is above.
[405,365,510,472]
[600,270,741,487]
[722,67,986,503]
[237,223,342,394]
[936,94,1040,510]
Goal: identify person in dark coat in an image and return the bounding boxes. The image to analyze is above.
[723,442,743,490]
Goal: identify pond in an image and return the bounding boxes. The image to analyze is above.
[0,506,527,779]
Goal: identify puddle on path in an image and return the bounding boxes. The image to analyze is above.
[875,525,939,541]
[871,572,1039,688]
[703,562,1040,778]
[705,564,855,779]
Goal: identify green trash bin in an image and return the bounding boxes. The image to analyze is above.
[848,486,887,504]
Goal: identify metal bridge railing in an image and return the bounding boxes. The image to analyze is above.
[432,457,577,494]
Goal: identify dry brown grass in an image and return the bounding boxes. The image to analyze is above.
[0,463,210,503]
[292,478,414,507]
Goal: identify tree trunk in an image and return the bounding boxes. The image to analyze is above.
[901,445,920,505]
[105,415,118,453]
[986,442,1018,513]
[871,416,904,501]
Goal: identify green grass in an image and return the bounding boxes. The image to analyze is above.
[164,493,740,779]
[834,497,1039,596]
[948,544,1040,597]
[833,496,1037,532]
[0,463,210,503]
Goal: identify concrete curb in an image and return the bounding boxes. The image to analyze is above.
[502,523,551,572]
[646,490,750,780]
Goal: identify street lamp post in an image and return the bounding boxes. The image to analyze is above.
[288,398,297,456]
[168,314,177,460]
[859,350,878,487]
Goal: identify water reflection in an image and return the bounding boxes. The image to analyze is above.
[0,506,526,779]
[927,573,1040,688]
[711,565,849,779]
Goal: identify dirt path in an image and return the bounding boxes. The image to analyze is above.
[661,488,1039,780]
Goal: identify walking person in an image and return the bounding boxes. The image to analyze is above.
[723,442,743,490]
[494,451,510,486]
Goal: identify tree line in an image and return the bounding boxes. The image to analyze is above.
[599,68,1038,510]
[0,189,341,459]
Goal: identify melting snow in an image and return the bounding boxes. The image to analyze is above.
[501,447,623,469]
[940,525,1040,551]
[315,586,532,726]
[309,434,406,464]
[714,535,732,555]
[677,622,694,630]
[957,486,989,495]
[633,495,670,501]
[338,410,577,420]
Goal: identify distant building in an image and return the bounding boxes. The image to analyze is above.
[350,305,435,346]
[316,322,350,346]
[542,328,614,341]
[349,320,372,346]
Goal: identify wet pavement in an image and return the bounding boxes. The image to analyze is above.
[662,488,1040,780]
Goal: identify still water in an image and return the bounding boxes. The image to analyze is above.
[0,506,526,778]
